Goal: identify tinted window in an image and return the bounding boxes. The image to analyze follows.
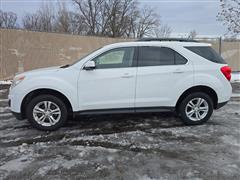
[93,47,135,69]
[139,47,174,66]
[175,52,188,64]
[185,46,226,64]
[138,47,187,66]
[160,48,175,65]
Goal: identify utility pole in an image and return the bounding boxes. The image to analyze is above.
[219,37,222,55]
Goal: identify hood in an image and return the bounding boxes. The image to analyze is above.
[16,66,61,77]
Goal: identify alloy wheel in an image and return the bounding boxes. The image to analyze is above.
[33,101,61,127]
[185,98,209,121]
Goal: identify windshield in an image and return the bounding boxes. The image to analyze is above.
[70,47,103,66]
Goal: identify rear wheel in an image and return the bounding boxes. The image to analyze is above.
[178,92,213,125]
[26,95,68,131]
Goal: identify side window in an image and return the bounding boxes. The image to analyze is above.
[139,47,162,66]
[138,47,177,66]
[185,46,226,64]
[175,52,188,64]
[159,47,175,65]
[138,47,187,66]
[93,47,135,69]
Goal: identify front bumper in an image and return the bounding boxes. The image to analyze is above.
[9,99,24,120]
[11,111,24,120]
[8,92,25,113]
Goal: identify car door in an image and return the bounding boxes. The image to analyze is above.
[135,46,194,109]
[78,47,137,111]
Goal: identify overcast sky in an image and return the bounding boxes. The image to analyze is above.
[1,0,227,37]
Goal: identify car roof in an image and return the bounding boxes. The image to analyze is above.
[103,41,211,49]
[136,38,199,42]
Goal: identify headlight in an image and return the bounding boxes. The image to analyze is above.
[11,75,25,89]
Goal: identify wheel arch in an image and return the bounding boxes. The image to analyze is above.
[21,88,73,119]
[176,85,218,110]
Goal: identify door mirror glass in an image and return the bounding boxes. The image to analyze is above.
[83,61,96,70]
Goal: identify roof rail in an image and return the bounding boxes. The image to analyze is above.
[137,38,199,42]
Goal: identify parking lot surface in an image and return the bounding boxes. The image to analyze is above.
[0,84,239,180]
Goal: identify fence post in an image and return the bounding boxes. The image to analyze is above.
[219,36,222,55]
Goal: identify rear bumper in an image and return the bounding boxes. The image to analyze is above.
[216,101,228,109]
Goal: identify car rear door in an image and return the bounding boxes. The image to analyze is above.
[135,46,194,109]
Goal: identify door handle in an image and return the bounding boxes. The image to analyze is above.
[173,69,184,74]
[121,73,133,78]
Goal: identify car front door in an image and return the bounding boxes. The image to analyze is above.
[78,47,137,111]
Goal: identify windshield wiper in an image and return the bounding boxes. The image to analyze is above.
[60,64,70,68]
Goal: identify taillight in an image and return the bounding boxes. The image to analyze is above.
[220,66,232,81]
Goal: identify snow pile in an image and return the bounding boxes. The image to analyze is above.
[0,80,12,85]
[231,72,240,83]
[0,89,8,93]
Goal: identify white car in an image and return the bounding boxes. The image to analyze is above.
[8,38,232,131]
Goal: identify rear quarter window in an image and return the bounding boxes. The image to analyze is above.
[185,46,226,64]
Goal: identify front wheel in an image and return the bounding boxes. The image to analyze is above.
[178,92,213,125]
[26,95,68,131]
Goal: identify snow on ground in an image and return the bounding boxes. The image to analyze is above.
[0,89,8,93]
[231,72,240,83]
[0,81,12,85]
[0,83,240,179]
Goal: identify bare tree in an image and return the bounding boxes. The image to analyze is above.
[55,2,71,33]
[22,13,40,31]
[68,12,89,35]
[38,2,55,32]
[124,5,139,37]
[104,0,138,37]
[135,7,160,38]
[154,24,172,38]
[73,0,104,35]
[0,10,18,28]
[20,0,170,38]
[72,0,163,38]
[217,0,240,35]
[22,2,55,32]
[188,29,197,39]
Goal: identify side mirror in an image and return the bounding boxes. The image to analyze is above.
[83,61,96,70]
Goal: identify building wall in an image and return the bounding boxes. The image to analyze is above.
[0,29,129,80]
[221,41,240,72]
[0,29,239,80]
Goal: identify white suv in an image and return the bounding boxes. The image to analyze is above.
[8,38,232,131]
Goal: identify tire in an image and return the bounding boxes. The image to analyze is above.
[178,92,213,125]
[26,95,68,131]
